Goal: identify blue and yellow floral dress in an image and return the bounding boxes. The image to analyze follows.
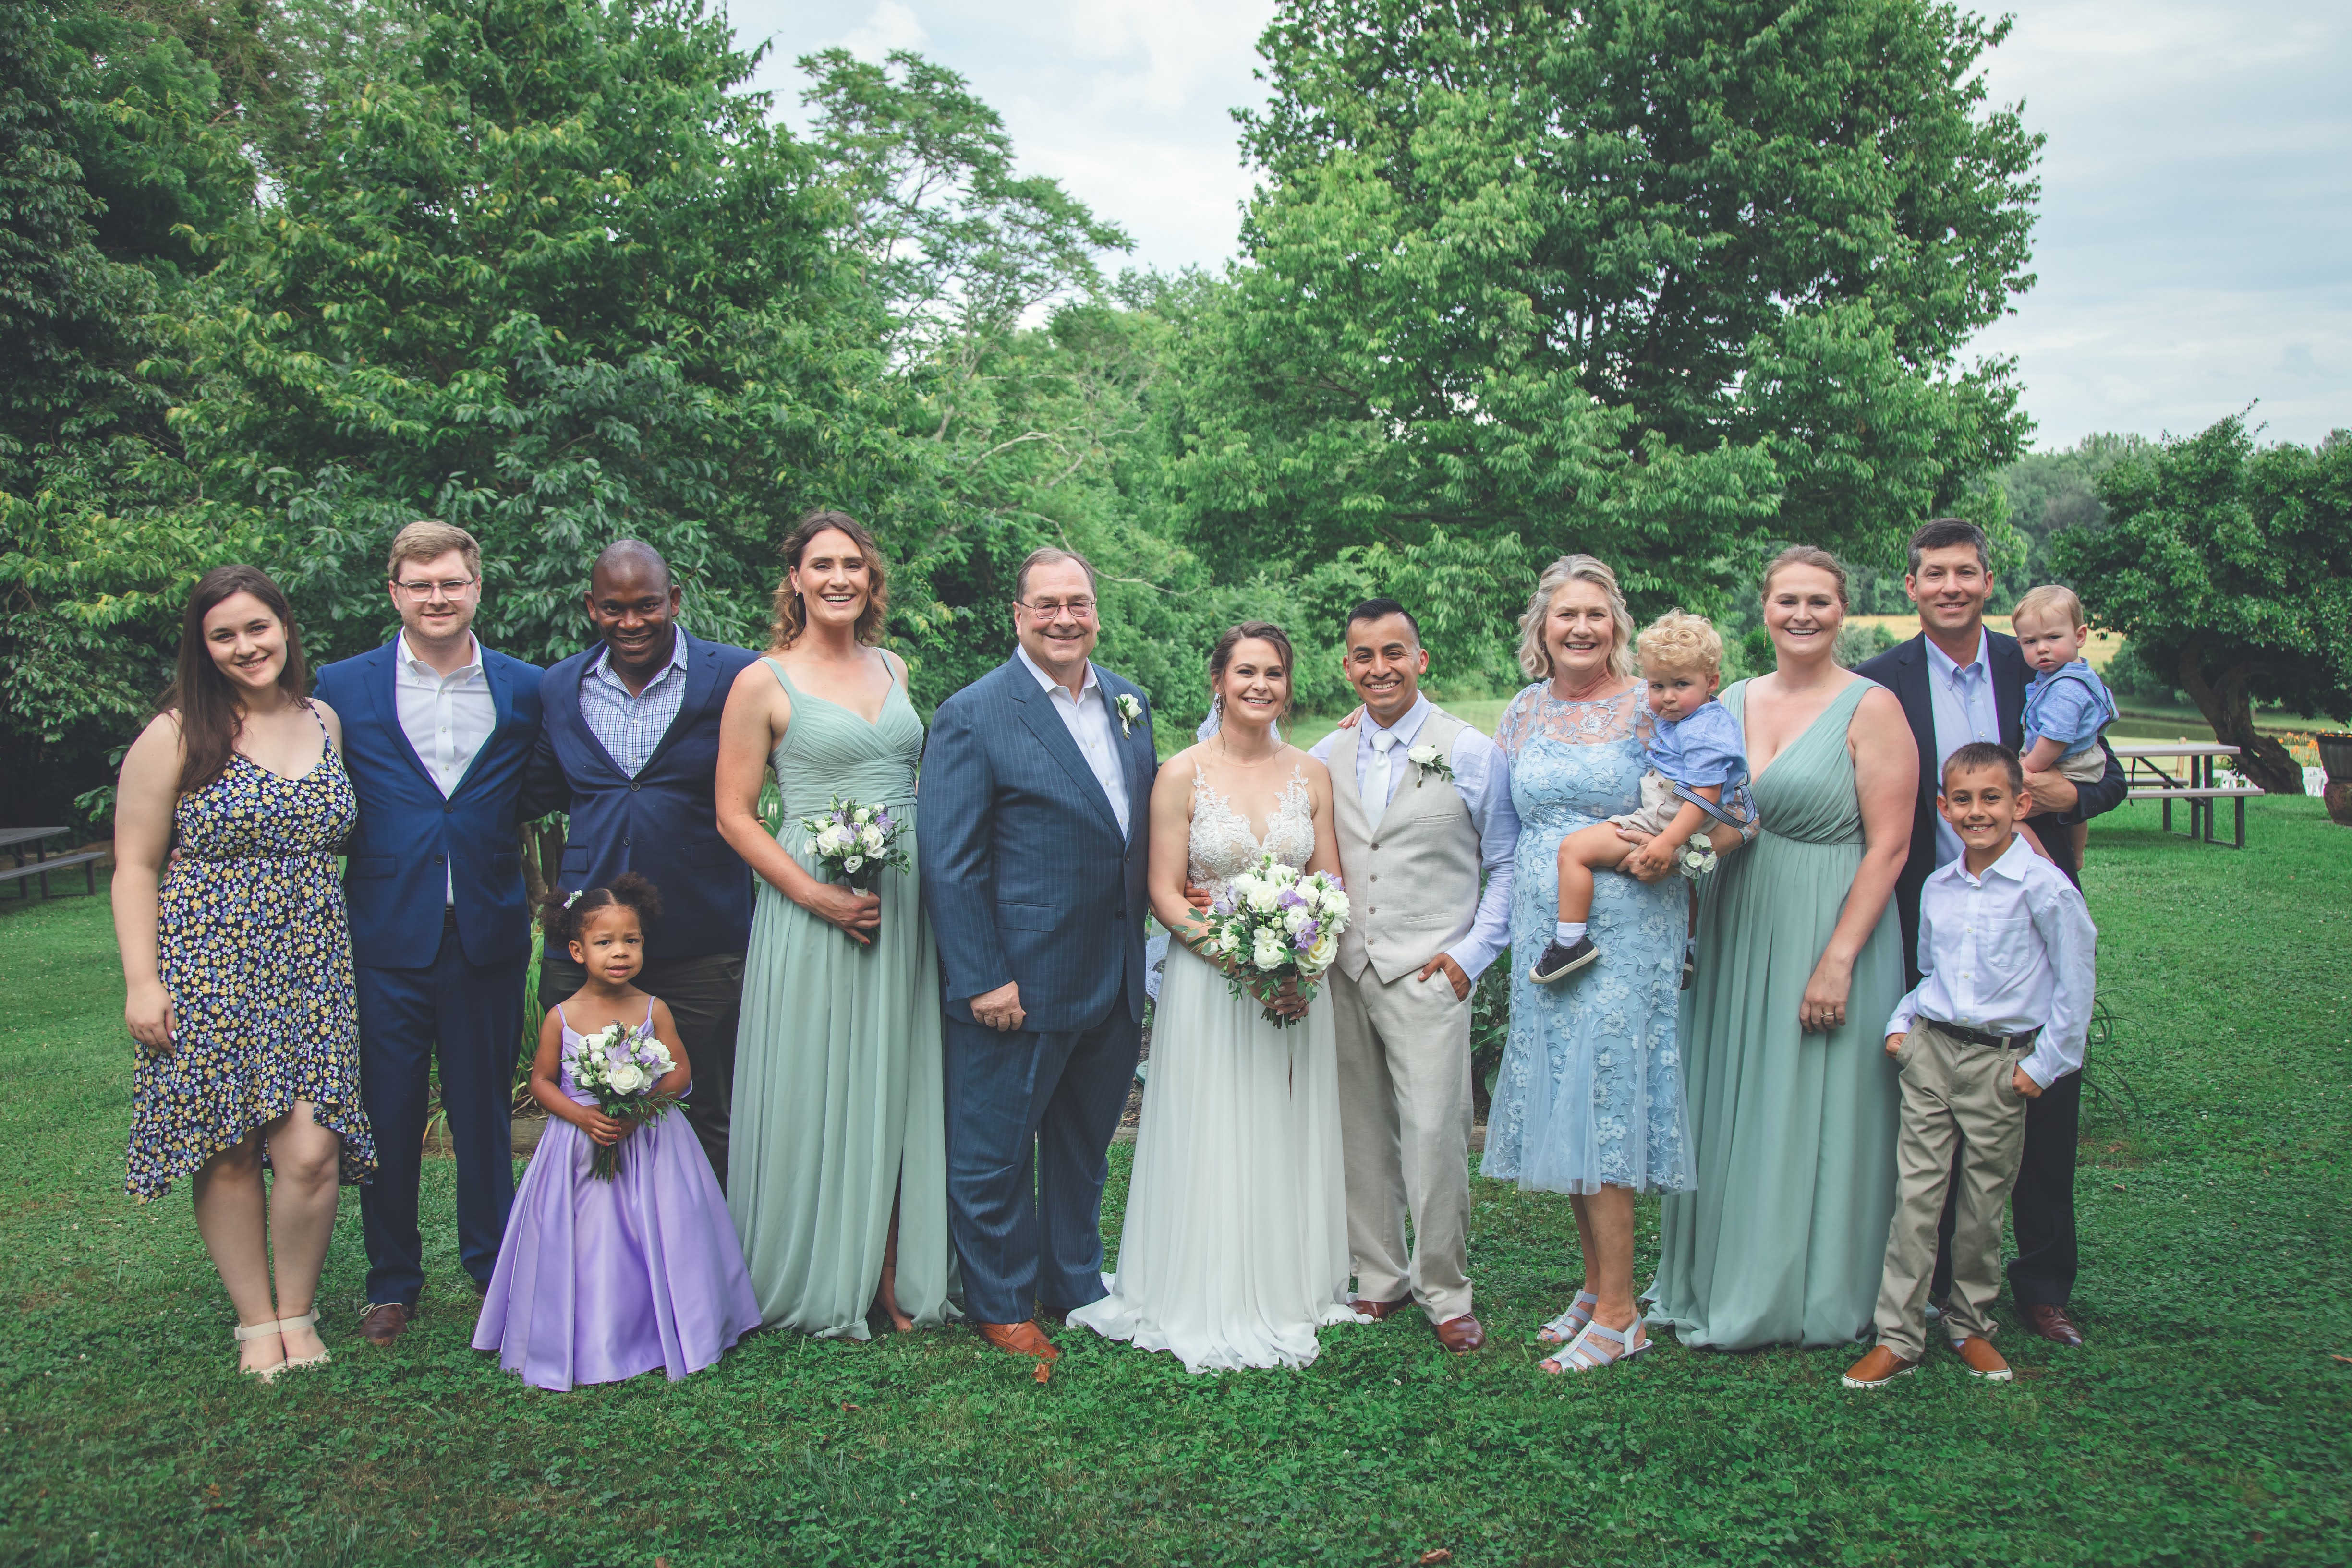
[127,710,376,1199]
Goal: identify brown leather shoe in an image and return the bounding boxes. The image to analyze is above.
[1353,1294,1413,1322]
[974,1320,1060,1361]
[358,1303,412,1348]
[1841,1345,1918,1388]
[1433,1314,1485,1353]
[2021,1303,2084,1347]
[1950,1334,2013,1380]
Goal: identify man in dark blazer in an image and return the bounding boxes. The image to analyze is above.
[1855,517,2130,1349]
[528,540,758,1185]
[314,521,546,1347]
[920,548,1156,1361]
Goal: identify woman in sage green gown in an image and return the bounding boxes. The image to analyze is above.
[1649,549,1916,1350]
[714,512,954,1338]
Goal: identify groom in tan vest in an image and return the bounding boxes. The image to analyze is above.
[1307,600,1521,1353]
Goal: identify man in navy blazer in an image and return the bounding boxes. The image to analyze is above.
[313,521,546,1347]
[1855,517,2129,1351]
[920,548,1156,1360]
[527,541,758,1184]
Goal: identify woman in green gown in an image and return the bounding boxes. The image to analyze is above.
[715,510,954,1337]
[1649,547,1918,1349]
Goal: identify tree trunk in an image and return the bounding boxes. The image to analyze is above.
[517,817,567,906]
[2177,637,2304,796]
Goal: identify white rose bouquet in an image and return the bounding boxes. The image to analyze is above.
[1195,853,1351,1030]
[799,795,913,935]
[563,1019,678,1180]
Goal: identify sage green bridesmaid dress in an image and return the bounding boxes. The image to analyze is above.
[1649,676,1903,1349]
[727,658,955,1337]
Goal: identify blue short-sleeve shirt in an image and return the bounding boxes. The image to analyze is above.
[1647,697,1748,791]
[2023,661,2117,755]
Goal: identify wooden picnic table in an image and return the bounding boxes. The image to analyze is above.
[2110,743,2262,848]
[0,826,108,899]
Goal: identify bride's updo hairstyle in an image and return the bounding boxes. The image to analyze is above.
[1517,554,1637,681]
[1207,620,1297,722]
[771,508,889,650]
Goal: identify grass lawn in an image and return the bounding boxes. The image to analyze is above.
[4,801,2348,1565]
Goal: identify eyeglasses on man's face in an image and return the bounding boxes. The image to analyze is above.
[1017,597,1096,619]
[395,578,477,599]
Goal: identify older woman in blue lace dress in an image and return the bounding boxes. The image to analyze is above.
[1486,555,1743,1373]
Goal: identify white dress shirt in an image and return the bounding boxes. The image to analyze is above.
[1017,643,1131,837]
[1925,627,2003,864]
[1886,835,2098,1087]
[579,632,690,778]
[1308,695,1521,980]
[393,631,495,902]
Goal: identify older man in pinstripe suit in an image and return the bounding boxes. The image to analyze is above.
[920,548,1158,1362]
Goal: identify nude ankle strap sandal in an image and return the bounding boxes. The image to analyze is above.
[233,1319,286,1382]
[273,1307,331,1373]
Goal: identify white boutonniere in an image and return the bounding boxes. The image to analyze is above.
[1675,841,1718,880]
[1115,692,1143,737]
[1406,741,1454,785]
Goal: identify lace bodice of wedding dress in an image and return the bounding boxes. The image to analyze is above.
[1188,766,1317,904]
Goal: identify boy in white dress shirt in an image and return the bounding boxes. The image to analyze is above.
[1844,741,2097,1389]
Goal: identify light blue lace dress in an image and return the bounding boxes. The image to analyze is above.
[1484,684,1693,1195]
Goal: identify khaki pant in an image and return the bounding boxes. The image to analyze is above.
[1330,963,1474,1323]
[1873,1019,2031,1360]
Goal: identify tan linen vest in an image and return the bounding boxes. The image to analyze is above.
[1331,708,1483,986]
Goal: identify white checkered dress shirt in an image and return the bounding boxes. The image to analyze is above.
[579,633,689,778]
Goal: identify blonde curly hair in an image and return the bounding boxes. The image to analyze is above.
[1517,554,1637,681]
[1635,610,1723,678]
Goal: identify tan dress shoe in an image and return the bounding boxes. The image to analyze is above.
[1433,1314,1485,1353]
[1950,1334,2013,1380]
[1841,1345,1918,1388]
[358,1303,412,1348]
[975,1320,1060,1360]
[2021,1303,2084,1347]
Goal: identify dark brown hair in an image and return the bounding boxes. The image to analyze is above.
[539,871,665,948]
[1907,518,1989,574]
[771,510,888,649]
[1942,740,2025,794]
[1014,546,1098,602]
[163,564,309,796]
[1207,620,1297,721]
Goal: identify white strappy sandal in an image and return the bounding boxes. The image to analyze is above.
[1536,1292,1599,1347]
[273,1307,331,1375]
[1539,1315,1652,1374]
[233,1319,286,1382]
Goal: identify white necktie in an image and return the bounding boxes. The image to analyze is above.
[1364,728,1399,829]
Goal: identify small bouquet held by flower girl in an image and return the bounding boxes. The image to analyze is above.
[800,796,911,936]
[565,1020,678,1180]
[1200,854,1351,1029]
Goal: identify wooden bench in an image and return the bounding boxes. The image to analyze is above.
[2112,745,2262,848]
[0,827,107,898]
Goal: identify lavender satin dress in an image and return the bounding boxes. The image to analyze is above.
[472,1002,761,1390]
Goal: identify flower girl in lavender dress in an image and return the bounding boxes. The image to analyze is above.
[473,875,760,1391]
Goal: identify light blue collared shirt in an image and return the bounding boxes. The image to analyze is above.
[1926,628,2002,864]
[1307,694,1520,980]
[1887,835,2099,1086]
[1016,643,1130,836]
[580,632,689,778]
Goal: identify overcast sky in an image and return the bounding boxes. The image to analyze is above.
[735,0,2351,450]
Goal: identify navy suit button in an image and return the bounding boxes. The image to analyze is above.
[1115,908,1126,920]
[630,782,640,792]
[443,803,452,813]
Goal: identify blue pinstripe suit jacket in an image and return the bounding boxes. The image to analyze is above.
[920,655,1156,1032]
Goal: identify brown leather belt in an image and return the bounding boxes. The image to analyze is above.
[1922,1016,2040,1052]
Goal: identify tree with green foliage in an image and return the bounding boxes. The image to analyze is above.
[1174,0,2041,661]
[2053,416,2352,796]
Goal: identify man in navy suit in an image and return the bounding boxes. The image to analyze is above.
[314,521,546,1347]
[1855,517,2130,1350]
[528,540,758,1185]
[920,548,1157,1361]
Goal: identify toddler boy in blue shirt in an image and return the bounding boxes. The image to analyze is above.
[2013,584,2118,868]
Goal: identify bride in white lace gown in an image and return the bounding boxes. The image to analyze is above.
[1069,623,1366,1372]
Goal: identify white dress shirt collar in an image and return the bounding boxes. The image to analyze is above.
[1929,832,2036,890]
[397,629,483,678]
[1016,641,1099,700]
[1363,693,1432,748]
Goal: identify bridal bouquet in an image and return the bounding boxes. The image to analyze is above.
[800,796,910,895]
[1201,855,1351,1029]
[564,1020,677,1180]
